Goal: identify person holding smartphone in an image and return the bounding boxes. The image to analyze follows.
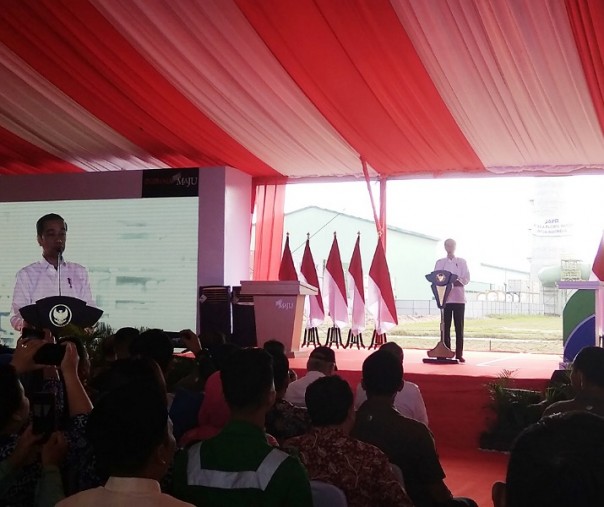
[10,213,96,332]
[0,338,92,506]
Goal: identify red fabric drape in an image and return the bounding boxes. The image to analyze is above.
[0,0,277,177]
[235,0,484,177]
[253,182,286,280]
[565,0,604,137]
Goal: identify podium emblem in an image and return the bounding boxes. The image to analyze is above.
[49,304,72,327]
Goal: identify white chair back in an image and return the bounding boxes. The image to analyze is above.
[310,480,348,507]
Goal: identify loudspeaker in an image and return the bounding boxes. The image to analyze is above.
[231,286,257,347]
[199,286,231,338]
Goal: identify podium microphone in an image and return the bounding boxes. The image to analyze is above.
[56,246,63,296]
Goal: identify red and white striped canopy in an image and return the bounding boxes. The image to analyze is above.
[1,0,604,179]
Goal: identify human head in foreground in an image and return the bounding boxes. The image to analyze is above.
[221,348,275,418]
[87,385,174,480]
[306,346,336,376]
[570,346,604,391]
[305,375,354,431]
[362,349,403,398]
[493,411,604,507]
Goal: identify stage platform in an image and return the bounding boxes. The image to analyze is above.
[291,348,560,507]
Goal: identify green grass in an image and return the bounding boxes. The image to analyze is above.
[390,314,562,340]
[313,314,564,354]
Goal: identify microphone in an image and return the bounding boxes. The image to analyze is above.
[56,246,63,296]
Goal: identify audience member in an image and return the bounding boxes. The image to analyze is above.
[542,346,604,417]
[284,346,336,407]
[264,347,310,443]
[492,412,604,507]
[355,342,429,425]
[174,348,312,506]
[130,329,174,376]
[352,350,477,507]
[285,375,412,507]
[58,385,192,506]
[113,327,139,360]
[0,339,90,506]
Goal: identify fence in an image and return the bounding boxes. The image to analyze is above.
[396,300,547,318]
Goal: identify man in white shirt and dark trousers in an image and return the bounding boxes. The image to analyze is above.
[434,239,470,363]
[284,346,336,407]
[10,213,95,331]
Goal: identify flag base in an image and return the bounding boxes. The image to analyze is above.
[369,330,387,349]
[302,327,321,347]
[345,330,365,349]
[325,326,343,348]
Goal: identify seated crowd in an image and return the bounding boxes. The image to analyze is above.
[1,327,604,507]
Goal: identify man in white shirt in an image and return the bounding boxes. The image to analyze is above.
[10,213,95,331]
[355,342,429,426]
[434,239,470,363]
[58,385,193,507]
[284,346,336,407]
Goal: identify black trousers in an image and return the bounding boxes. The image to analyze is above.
[443,303,465,359]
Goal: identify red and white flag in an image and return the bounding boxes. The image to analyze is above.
[278,233,298,281]
[348,235,365,335]
[592,232,604,281]
[323,234,348,328]
[300,237,325,328]
[367,239,398,335]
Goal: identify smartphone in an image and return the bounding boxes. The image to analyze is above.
[21,328,45,340]
[31,392,56,444]
[33,343,66,366]
[165,331,185,349]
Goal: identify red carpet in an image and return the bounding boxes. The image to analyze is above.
[291,348,558,506]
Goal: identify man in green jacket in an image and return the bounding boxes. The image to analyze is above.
[173,348,312,506]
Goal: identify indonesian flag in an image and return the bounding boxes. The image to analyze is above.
[300,237,325,328]
[367,239,398,334]
[348,235,365,335]
[278,233,298,281]
[323,234,348,328]
[592,232,604,281]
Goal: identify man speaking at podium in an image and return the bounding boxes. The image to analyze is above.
[434,239,470,363]
[10,213,95,332]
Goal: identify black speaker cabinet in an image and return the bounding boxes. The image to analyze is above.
[199,285,231,338]
[231,286,257,347]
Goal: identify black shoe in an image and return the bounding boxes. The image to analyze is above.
[457,357,466,363]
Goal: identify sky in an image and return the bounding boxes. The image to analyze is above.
[285,175,604,271]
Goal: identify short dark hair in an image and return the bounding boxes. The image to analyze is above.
[362,350,402,396]
[221,348,274,411]
[379,341,403,361]
[36,213,66,236]
[0,365,22,430]
[266,349,290,393]
[114,327,140,348]
[94,356,167,401]
[263,340,286,356]
[130,329,174,374]
[305,375,352,426]
[572,346,604,388]
[506,412,604,507]
[87,385,168,477]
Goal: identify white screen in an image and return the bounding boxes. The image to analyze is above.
[0,198,198,342]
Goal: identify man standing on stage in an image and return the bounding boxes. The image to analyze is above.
[10,213,95,331]
[434,239,470,363]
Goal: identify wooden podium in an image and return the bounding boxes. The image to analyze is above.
[558,280,604,362]
[240,281,318,355]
